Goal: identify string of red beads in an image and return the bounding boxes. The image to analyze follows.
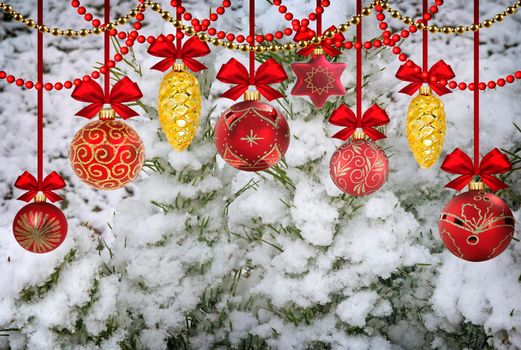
[184,0,331,43]
[0,1,148,90]
[375,0,521,91]
[373,0,444,62]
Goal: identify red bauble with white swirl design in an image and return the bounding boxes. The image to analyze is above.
[13,202,68,254]
[329,138,389,196]
[214,100,290,171]
[70,119,145,190]
[439,190,515,262]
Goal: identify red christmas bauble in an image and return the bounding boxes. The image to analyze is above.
[329,138,389,196]
[214,100,290,171]
[70,118,145,190]
[13,202,68,254]
[439,190,515,262]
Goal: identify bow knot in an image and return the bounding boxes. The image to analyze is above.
[14,171,66,202]
[148,35,211,72]
[71,77,143,119]
[294,26,344,57]
[329,104,390,141]
[441,148,512,191]
[396,59,455,96]
[216,58,288,101]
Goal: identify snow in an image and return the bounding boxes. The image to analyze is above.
[0,0,520,349]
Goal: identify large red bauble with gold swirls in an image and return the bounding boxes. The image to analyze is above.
[329,138,389,196]
[214,100,290,171]
[13,202,68,254]
[70,119,145,190]
[439,190,515,262]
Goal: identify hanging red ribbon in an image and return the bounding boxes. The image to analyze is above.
[396,59,455,96]
[14,171,66,203]
[329,104,390,141]
[147,35,210,72]
[71,76,143,119]
[295,26,344,57]
[217,58,288,101]
[441,148,512,191]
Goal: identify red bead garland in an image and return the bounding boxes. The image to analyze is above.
[2,0,521,92]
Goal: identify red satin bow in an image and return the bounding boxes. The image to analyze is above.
[295,26,344,57]
[147,35,210,72]
[441,148,512,191]
[71,77,143,119]
[216,58,288,101]
[329,104,390,141]
[14,171,66,202]
[395,59,455,96]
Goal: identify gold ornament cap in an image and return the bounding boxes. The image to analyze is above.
[352,129,366,140]
[173,62,186,72]
[99,108,116,121]
[313,47,324,56]
[468,180,485,191]
[419,85,432,96]
[34,193,47,203]
[244,90,261,101]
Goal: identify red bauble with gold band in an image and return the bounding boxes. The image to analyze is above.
[70,108,145,190]
[329,132,389,196]
[13,195,68,254]
[439,183,515,262]
[214,92,290,171]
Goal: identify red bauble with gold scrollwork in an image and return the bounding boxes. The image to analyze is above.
[69,109,145,190]
[329,137,389,196]
[439,189,515,262]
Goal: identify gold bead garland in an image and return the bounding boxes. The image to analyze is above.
[0,1,148,37]
[1,0,520,47]
[379,0,521,34]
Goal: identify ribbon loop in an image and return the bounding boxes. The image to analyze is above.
[147,35,210,72]
[295,26,344,57]
[396,59,455,96]
[71,77,143,119]
[217,58,288,101]
[329,104,389,141]
[14,171,66,202]
[441,148,512,191]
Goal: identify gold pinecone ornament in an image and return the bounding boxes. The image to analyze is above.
[158,63,202,151]
[406,85,446,168]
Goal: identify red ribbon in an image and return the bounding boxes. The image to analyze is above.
[147,35,210,72]
[295,26,344,57]
[293,27,316,42]
[395,59,455,96]
[441,148,512,191]
[329,104,390,141]
[216,58,288,101]
[71,76,143,119]
[14,171,66,202]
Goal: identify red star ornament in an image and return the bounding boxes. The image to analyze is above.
[291,54,346,108]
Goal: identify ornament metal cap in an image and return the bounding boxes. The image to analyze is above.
[468,180,485,191]
[173,63,186,72]
[99,108,116,121]
[313,47,324,56]
[34,193,47,203]
[419,85,432,96]
[243,90,261,101]
[353,129,366,140]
